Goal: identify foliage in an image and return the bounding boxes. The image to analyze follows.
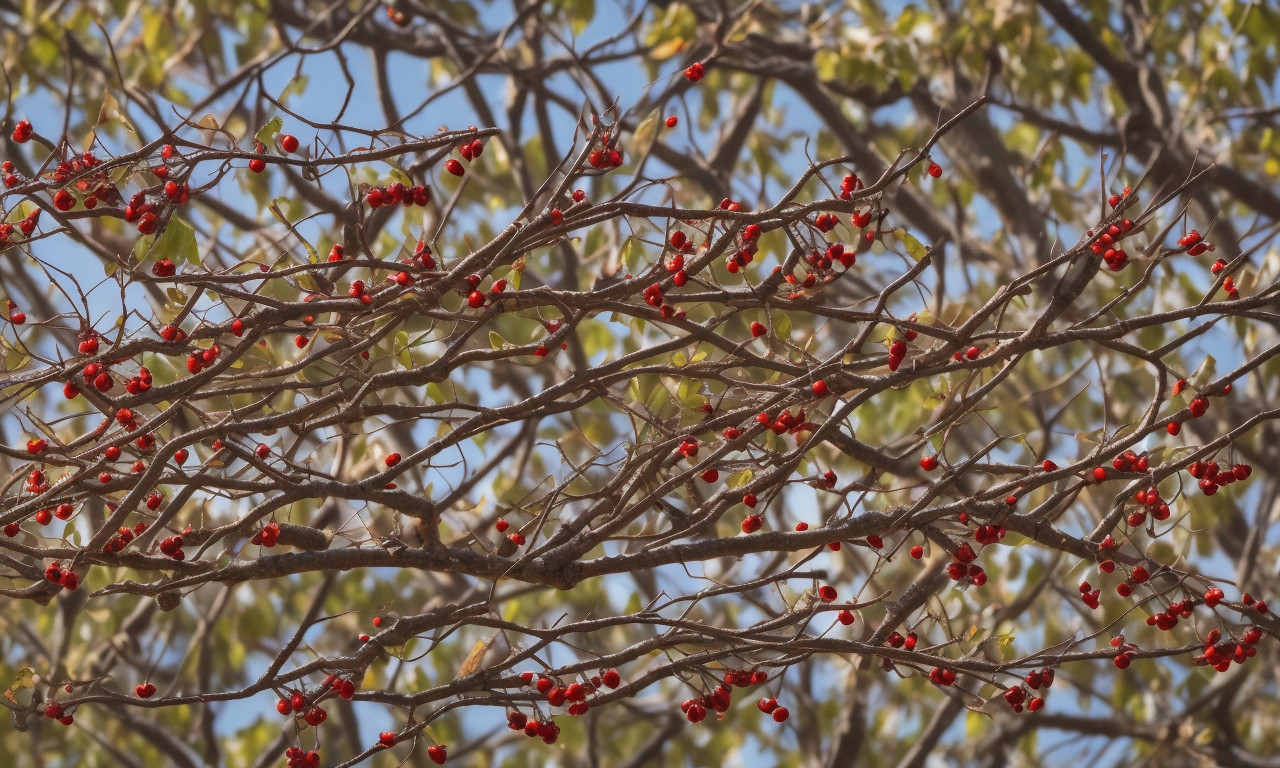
[2,1,1280,767]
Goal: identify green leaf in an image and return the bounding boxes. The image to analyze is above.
[150,216,198,265]
[1188,355,1216,389]
[894,228,928,261]
[774,311,792,340]
[255,115,282,148]
[395,331,411,369]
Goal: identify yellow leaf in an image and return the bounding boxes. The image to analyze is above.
[459,636,495,677]
[650,37,687,60]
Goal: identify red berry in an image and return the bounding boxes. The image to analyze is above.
[927,162,942,178]
[920,455,938,471]
[601,668,621,688]
[427,744,448,764]
[771,706,790,722]
[304,706,327,726]
[665,116,678,128]
[750,321,767,338]
[910,545,924,559]
[12,119,32,142]
[445,159,464,177]
[280,134,299,153]
[135,683,156,698]
[684,61,706,82]
[811,379,830,397]
[248,157,266,173]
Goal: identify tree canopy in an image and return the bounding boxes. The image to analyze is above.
[3,1,1280,766]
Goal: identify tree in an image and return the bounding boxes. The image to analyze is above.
[2,0,1279,765]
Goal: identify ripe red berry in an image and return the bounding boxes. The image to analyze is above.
[445,159,464,176]
[741,514,762,534]
[467,290,485,308]
[385,453,401,467]
[927,162,942,178]
[427,744,447,764]
[920,455,938,471]
[750,321,767,338]
[135,683,156,698]
[771,706,790,722]
[818,585,837,602]
[811,379,830,397]
[12,119,32,142]
[665,115,678,128]
[379,732,397,748]
[248,157,266,173]
[304,706,327,726]
[601,668,621,688]
[280,134,299,153]
[910,544,924,559]
[684,61,706,82]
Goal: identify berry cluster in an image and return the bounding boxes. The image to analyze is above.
[945,542,987,586]
[365,181,431,208]
[886,323,917,372]
[283,747,320,768]
[587,129,625,170]
[43,699,75,726]
[1087,212,1137,271]
[754,408,816,437]
[0,208,41,244]
[1193,626,1264,673]
[1187,458,1252,496]
[44,561,79,591]
[104,522,148,554]
[724,221,761,273]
